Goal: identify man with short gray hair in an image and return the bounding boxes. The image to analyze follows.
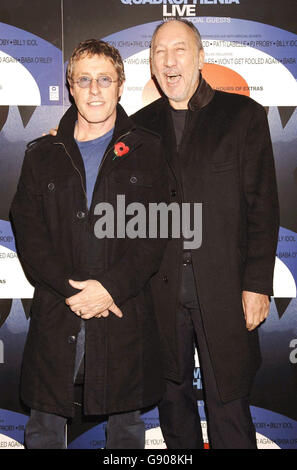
[132,19,279,449]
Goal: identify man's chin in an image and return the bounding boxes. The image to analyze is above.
[82,114,108,125]
[165,92,186,103]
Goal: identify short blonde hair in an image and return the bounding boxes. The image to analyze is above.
[67,39,125,85]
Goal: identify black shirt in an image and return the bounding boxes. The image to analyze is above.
[170,108,187,150]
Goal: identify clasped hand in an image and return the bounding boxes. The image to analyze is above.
[65,279,123,320]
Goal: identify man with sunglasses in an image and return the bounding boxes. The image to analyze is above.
[11,39,169,449]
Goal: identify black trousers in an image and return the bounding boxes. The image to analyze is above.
[158,261,257,449]
[25,321,145,449]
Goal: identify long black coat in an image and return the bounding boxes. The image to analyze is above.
[11,104,170,417]
[132,77,279,402]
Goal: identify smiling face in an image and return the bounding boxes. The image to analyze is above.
[69,54,124,137]
[151,21,204,109]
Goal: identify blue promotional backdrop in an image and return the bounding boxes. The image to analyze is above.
[0,0,296,449]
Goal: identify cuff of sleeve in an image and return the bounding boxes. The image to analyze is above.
[95,275,126,307]
[63,268,91,298]
[242,284,274,297]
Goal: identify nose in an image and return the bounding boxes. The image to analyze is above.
[164,49,176,68]
[89,79,99,95]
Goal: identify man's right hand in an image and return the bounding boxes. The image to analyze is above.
[94,302,123,319]
[42,127,58,137]
[66,279,123,320]
[49,127,58,136]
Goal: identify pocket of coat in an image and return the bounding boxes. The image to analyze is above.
[211,161,237,173]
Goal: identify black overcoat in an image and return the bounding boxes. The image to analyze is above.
[132,77,279,402]
[11,104,170,417]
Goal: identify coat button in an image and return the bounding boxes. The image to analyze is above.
[162,275,168,283]
[48,183,55,191]
[171,189,176,197]
[68,335,76,344]
[76,211,86,219]
[130,176,137,184]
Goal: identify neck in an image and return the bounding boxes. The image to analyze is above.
[74,114,116,142]
[168,74,200,111]
[169,99,188,110]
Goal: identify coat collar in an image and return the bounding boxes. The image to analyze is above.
[152,72,214,114]
[137,74,214,136]
[54,102,139,186]
[143,74,214,157]
[188,73,215,111]
[56,102,136,144]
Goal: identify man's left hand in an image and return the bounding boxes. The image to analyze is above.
[65,279,123,320]
[242,290,270,331]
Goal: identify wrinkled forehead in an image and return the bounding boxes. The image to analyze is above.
[72,53,117,75]
[152,21,198,50]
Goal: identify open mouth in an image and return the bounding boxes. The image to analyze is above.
[165,73,182,85]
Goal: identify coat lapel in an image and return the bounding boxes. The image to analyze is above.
[56,104,87,191]
[55,103,141,193]
[142,98,181,187]
[93,104,142,181]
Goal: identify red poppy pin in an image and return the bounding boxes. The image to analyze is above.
[113,142,130,160]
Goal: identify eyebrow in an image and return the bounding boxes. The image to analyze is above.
[75,71,113,78]
[76,72,112,75]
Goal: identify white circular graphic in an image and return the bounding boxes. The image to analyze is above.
[144,425,280,449]
[0,245,34,299]
[145,426,166,449]
[273,257,297,298]
[0,51,41,105]
[0,434,24,449]
[121,43,297,116]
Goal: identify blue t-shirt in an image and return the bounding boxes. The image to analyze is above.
[76,127,114,208]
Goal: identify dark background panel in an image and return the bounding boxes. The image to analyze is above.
[229,0,297,34]
[63,0,297,61]
[0,0,62,48]
[0,0,296,448]
[0,0,63,221]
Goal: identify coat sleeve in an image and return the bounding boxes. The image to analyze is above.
[241,103,280,296]
[10,146,80,299]
[94,154,171,307]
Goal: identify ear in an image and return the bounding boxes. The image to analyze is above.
[118,80,125,99]
[68,79,74,97]
[149,50,154,76]
[198,49,205,70]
